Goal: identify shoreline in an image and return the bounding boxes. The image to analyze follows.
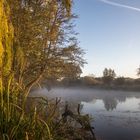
[49,85,140,92]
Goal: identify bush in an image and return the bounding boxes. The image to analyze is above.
[114,77,125,86]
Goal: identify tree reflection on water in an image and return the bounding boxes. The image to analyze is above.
[103,96,118,111]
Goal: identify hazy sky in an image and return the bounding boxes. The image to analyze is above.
[73,0,140,78]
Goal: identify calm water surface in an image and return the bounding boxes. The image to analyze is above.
[31,87,140,140]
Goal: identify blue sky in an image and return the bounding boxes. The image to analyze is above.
[73,0,140,78]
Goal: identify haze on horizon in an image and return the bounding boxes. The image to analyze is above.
[73,0,140,78]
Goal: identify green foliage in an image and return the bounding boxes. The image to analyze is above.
[102,68,116,85]
[103,68,116,78]
[0,91,95,140]
[8,0,85,93]
[114,77,125,86]
[137,65,140,77]
[82,76,99,86]
[0,0,13,75]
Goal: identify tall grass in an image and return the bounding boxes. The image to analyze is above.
[0,76,96,140]
[0,75,52,140]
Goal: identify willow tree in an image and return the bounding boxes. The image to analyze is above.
[8,0,85,94]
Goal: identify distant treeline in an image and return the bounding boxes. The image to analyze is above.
[44,76,140,89]
[43,68,140,91]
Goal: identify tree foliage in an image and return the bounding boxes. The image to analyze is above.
[0,0,13,75]
[102,68,116,85]
[1,0,85,94]
[114,77,125,86]
[0,1,96,140]
[137,65,140,77]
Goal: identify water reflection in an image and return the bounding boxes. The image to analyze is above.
[30,88,140,140]
[103,96,118,111]
[81,97,140,140]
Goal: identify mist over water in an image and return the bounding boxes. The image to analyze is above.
[30,87,140,140]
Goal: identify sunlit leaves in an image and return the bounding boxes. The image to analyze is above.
[61,0,72,16]
[8,0,84,91]
[0,0,13,75]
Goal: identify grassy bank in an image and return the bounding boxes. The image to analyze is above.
[0,88,96,140]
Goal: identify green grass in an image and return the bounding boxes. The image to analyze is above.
[0,77,96,140]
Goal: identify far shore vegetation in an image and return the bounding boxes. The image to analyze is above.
[45,68,140,92]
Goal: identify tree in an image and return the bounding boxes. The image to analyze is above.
[102,68,116,85]
[7,0,85,94]
[103,97,117,111]
[114,77,125,86]
[0,2,96,140]
[82,76,99,86]
[137,65,140,77]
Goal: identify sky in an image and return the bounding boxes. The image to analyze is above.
[73,0,140,78]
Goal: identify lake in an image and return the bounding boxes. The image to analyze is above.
[30,87,140,140]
